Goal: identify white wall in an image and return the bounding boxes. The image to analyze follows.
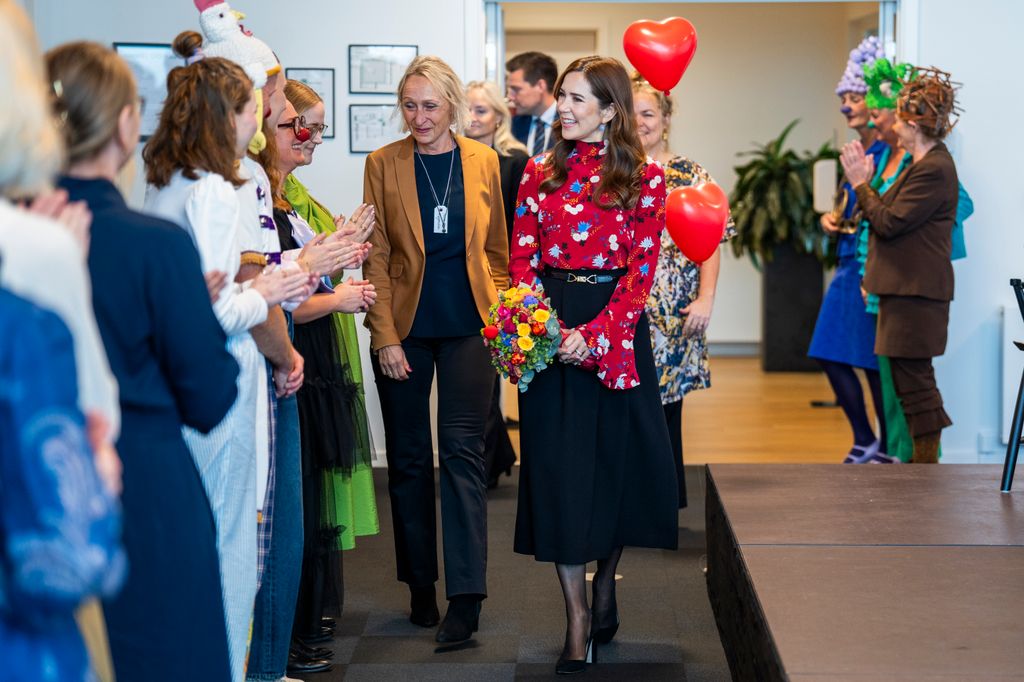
[27,0,486,457]
[503,2,876,344]
[900,0,1024,463]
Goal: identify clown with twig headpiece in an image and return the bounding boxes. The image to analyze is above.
[838,64,964,465]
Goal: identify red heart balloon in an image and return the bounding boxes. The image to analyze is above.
[665,182,729,264]
[623,17,697,95]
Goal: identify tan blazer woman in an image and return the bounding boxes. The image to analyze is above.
[362,134,510,351]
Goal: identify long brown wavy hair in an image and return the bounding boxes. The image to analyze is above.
[144,35,252,188]
[540,56,646,210]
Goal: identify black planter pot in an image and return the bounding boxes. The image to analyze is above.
[761,244,824,372]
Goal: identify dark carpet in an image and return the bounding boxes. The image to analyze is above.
[296,465,729,681]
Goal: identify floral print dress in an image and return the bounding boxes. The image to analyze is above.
[646,156,736,405]
[509,140,667,390]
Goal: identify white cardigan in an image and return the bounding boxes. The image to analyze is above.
[0,200,120,438]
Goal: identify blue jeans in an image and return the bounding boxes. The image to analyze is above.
[246,390,304,680]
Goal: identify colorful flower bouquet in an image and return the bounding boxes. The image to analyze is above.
[481,284,562,392]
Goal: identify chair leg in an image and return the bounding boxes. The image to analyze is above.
[1000,368,1024,492]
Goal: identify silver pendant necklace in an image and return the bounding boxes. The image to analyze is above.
[415,138,456,235]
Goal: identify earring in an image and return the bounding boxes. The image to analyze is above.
[599,123,606,132]
[662,130,669,142]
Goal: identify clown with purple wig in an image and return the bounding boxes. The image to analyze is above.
[807,35,891,464]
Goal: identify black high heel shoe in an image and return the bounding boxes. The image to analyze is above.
[591,617,619,645]
[555,635,594,675]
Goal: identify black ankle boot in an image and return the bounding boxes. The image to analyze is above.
[410,584,440,628]
[435,594,482,643]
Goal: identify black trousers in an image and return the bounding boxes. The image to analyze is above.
[372,335,492,598]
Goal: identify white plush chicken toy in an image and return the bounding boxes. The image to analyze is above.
[193,0,280,151]
[194,0,279,88]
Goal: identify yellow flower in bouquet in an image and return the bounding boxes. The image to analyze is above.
[481,284,562,392]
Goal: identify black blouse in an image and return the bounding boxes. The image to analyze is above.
[410,147,480,337]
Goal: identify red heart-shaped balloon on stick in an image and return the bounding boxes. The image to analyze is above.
[665,182,729,264]
[623,17,697,95]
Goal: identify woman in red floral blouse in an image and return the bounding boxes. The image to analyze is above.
[510,56,679,674]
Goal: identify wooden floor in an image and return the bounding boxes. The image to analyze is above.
[509,357,866,465]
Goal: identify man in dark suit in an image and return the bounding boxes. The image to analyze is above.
[506,51,558,157]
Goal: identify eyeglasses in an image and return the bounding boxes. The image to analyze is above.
[277,116,328,141]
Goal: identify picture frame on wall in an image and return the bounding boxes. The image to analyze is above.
[348,44,419,94]
[285,68,336,139]
[113,42,184,140]
[349,104,403,154]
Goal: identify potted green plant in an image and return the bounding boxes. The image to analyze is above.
[729,120,838,371]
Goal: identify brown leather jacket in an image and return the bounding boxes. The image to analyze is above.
[362,135,510,351]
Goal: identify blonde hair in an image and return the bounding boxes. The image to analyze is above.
[0,0,63,199]
[46,41,137,167]
[284,78,322,116]
[465,80,527,157]
[630,72,674,137]
[396,55,468,134]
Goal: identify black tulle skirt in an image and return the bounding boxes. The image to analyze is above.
[292,314,359,474]
[514,270,679,564]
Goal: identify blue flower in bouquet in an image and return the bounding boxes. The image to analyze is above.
[523,295,538,305]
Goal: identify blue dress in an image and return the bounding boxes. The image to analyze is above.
[807,139,888,370]
[0,289,125,682]
[59,177,240,682]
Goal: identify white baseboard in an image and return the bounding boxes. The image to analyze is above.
[708,342,760,357]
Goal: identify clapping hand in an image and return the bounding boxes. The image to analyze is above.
[839,141,875,188]
[333,203,376,244]
[252,264,318,307]
[332,277,376,313]
[299,232,365,276]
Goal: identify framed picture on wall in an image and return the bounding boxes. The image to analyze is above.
[285,68,336,139]
[348,44,418,94]
[349,104,402,154]
[113,42,184,140]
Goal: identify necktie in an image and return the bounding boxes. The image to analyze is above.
[532,116,546,157]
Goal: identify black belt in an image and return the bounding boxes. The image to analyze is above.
[545,267,626,285]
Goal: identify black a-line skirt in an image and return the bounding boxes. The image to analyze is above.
[514,271,679,564]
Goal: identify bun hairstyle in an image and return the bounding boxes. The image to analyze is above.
[45,41,137,167]
[172,30,204,62]
[143,50,253,189]
[541,55,646,210]
[896,66,961,140]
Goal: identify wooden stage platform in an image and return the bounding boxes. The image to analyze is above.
[705,465,1024,681]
